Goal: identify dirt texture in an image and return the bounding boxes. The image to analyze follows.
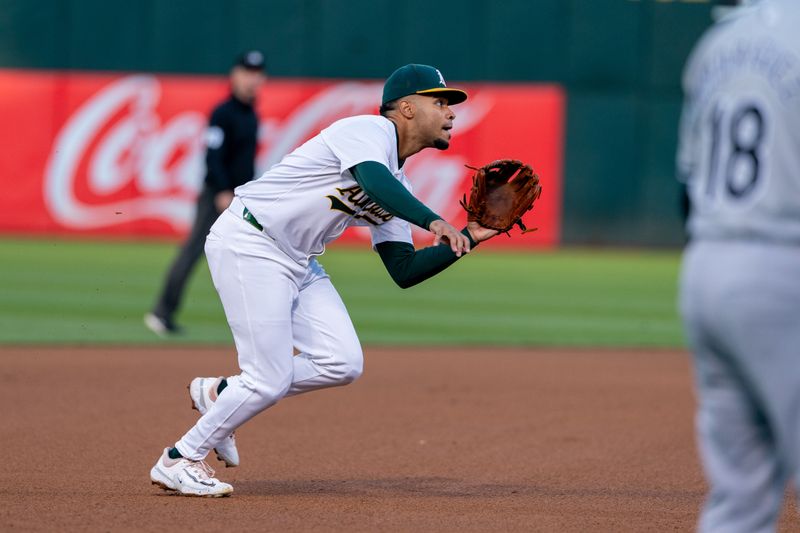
[2,346,798,532]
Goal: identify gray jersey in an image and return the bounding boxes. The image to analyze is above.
[678,0,800,243]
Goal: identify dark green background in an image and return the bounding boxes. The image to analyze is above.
[0,0,714,246]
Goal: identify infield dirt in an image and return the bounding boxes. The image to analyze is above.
[2,346,798,531]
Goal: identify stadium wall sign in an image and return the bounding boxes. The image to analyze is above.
[0,69,563,248]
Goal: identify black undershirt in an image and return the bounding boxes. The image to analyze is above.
[350,160,478,288]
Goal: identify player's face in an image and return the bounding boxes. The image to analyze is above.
[230,67,266,104]
[414,95,456,150]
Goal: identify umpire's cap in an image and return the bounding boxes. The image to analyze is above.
[235,50,266,71]
[382,64,467,105]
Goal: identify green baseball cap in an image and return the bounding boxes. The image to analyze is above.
[382,64,468,106]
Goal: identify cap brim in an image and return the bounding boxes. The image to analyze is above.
[415,87,468,105]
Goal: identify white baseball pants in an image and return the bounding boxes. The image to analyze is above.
[680,240,800,533]
[175,198,363,460]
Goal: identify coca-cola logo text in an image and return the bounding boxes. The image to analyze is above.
[44,75,492,233]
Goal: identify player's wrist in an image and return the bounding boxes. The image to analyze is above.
[426,216,444,231]
[461,226,479,248]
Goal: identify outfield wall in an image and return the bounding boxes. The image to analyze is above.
[0,70,563,248]
[0,0,715,246]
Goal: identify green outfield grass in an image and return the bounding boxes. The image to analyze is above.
[0,237,685,347]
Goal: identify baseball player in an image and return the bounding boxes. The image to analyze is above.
[145,50,266,336]
[677,0,800,530]
[150,64,502,496]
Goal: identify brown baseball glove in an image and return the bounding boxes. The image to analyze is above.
[459,159,542,234]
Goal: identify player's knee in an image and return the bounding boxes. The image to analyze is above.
[337,347,363,385]
[340,359,363,384]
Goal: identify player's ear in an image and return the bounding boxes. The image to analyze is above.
[397,99,415,119]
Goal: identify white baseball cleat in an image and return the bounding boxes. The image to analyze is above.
[150,448,233,497]
[189,377,240,467]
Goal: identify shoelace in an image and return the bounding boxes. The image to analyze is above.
[186,460,215,480]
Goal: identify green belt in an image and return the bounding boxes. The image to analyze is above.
[242,207,263,231]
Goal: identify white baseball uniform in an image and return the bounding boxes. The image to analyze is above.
[174,115,416,459]
[677,1,800,530]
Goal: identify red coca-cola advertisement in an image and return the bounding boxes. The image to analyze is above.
[0,69,564,247]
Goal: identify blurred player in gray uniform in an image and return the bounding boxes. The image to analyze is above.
[677,0,800,530]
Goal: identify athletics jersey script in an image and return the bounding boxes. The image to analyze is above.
[235,115,413,263]
[327,185,394,225]
[677,0,800,243]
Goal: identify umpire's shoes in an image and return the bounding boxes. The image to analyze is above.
[144,312,183,337]
[150,448,233,497]
[189,377,240,468]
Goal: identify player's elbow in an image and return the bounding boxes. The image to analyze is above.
[394,276,414,289]
[392,274,422,289]
[386,265,422,288]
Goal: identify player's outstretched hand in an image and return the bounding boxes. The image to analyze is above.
[430,219,471,257]
[466,221,500,243]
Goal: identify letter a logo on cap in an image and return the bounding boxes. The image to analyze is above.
[435,69,446,87]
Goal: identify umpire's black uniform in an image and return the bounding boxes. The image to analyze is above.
[148,56,262,333]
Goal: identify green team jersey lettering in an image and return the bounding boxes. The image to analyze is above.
[326,185,393,225]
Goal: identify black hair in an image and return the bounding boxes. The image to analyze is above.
[379,99,398,117]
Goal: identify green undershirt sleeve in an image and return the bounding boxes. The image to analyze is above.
[375,228,479,289]
[351,161,442,230]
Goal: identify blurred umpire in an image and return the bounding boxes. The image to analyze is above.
[145,50,266,336]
